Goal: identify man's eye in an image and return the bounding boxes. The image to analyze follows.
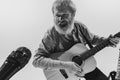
[55,14,69,18]
[56,14,61,17]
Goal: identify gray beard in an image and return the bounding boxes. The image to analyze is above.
[55,23,74,35]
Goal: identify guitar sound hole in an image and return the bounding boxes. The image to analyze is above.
[72,56,83,66]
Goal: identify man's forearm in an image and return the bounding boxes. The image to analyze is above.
[32,56,67,70]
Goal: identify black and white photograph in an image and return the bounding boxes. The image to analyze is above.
[0,0,120,80]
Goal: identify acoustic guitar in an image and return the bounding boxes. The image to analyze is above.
[44,32,120,80]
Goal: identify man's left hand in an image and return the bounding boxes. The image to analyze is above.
[109,35,120,47]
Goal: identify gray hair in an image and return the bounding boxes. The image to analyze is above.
[52,0,76,15]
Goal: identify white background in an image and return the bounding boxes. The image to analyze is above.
[0,0,120,80]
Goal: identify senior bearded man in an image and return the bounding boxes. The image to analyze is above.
[32,0,120,80]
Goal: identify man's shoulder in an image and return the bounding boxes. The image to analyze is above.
[43,26,57,39]
[74,20,87,29]
[45,26,54,34]
[74,20,84,25]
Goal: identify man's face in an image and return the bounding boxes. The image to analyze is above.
[53,9,74,30]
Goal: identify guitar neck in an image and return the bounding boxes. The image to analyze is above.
[79,32,120,61]
[116,49,120,80]
[80,39,110,60]
[72,32,120,66]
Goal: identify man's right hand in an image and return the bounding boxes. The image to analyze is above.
[62,61,82,73]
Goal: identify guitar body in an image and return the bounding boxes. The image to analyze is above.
[43,43,97,80]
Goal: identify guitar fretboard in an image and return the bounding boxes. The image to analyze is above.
[72,32,120,66]
[80,39,110,60]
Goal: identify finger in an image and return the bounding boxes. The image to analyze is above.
[75,73,82,77]
[74,63,82,71]
[115,38,120,44]
[75,71,84,77]
[109,42,116,47]
[76,67,82,72]
[111,40,117,44]
[111,37,119,42]
[109,38,118,46]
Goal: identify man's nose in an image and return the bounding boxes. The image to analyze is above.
[58,16,64,21]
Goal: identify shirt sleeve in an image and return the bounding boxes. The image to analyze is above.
[78,22,106,45]
[32,29,70,70]
[33,29,57,59]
